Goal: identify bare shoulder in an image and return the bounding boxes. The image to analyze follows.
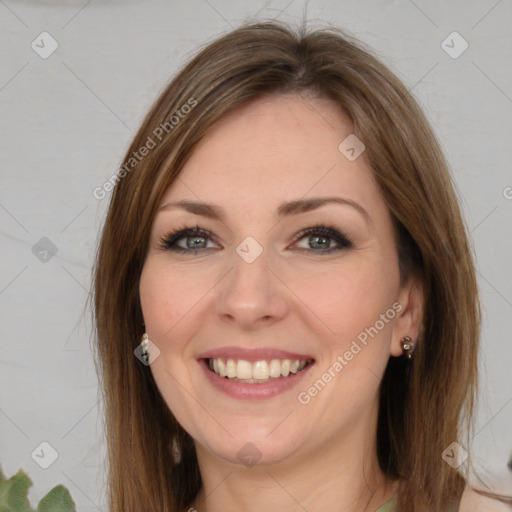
[458,485,512,512]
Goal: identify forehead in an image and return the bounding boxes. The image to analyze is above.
[160,93,382,216]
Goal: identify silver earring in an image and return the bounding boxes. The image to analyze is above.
[171,437,182,465]
[140,333,149,363]
[400,336,415,360]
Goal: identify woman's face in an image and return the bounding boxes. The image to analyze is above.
[139,93,418,467]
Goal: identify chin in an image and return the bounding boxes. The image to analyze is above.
[209,437,301,468]
[193,420,307,468]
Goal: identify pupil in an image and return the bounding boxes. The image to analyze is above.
[188,236,205,249]
[311,235,329,249]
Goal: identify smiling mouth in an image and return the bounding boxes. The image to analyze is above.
[204,357,315,383]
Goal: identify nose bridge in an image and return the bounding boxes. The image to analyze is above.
[216,236,287,325]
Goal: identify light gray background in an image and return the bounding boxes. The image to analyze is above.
[1,0,511,510]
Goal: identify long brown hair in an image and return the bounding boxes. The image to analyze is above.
[91,20,504,511]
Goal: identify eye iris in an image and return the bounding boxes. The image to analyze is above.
[187,235,206,249]
[310,235,330,250]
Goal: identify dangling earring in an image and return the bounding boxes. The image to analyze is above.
[140,333,149,363]
[171,436,182,465]
[400,336,415,360]
[136,332,160,365]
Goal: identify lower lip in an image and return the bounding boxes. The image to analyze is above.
[198,359,315,400]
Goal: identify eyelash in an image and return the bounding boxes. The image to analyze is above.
[158,223,354,255]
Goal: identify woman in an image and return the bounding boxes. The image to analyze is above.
[92,21,511,511]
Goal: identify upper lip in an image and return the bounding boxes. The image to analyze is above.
[197,346,315,362]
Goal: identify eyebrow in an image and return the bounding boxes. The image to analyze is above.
[159,196,372,226]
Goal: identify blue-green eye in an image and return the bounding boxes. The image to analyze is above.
[292,225,354,253]
[159,224,214,253]
[159,224,354,255]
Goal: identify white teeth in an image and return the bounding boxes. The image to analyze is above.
[236,359,252,379]
[226,359,237,378]
[252,361,269,379]
[218,359,227,377]
[207,357,310,381]
[269,359,281,378]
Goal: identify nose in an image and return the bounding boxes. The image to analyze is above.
[215,246,289,330]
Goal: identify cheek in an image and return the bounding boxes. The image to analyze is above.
[139,260,192,346]
[289,253,399,366]
[139,259,221,357]
[139,261,202,419]
[140,263,167,332]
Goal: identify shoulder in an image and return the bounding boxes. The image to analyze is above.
[458,485,512,512]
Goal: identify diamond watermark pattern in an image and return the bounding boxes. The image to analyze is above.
[31,441,59,469]
[441,31,468,59]
[236,236,263,264]
[338,134,365,161]
[441,441,468,468]
[237,442,262,467]
[31,32,59,59]
[32,237,58,263]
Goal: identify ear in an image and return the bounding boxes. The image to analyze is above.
[390,275,424,358]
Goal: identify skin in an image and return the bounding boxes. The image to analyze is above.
[139,92,424,512]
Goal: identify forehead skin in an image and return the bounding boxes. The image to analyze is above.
[154,92,393,249]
